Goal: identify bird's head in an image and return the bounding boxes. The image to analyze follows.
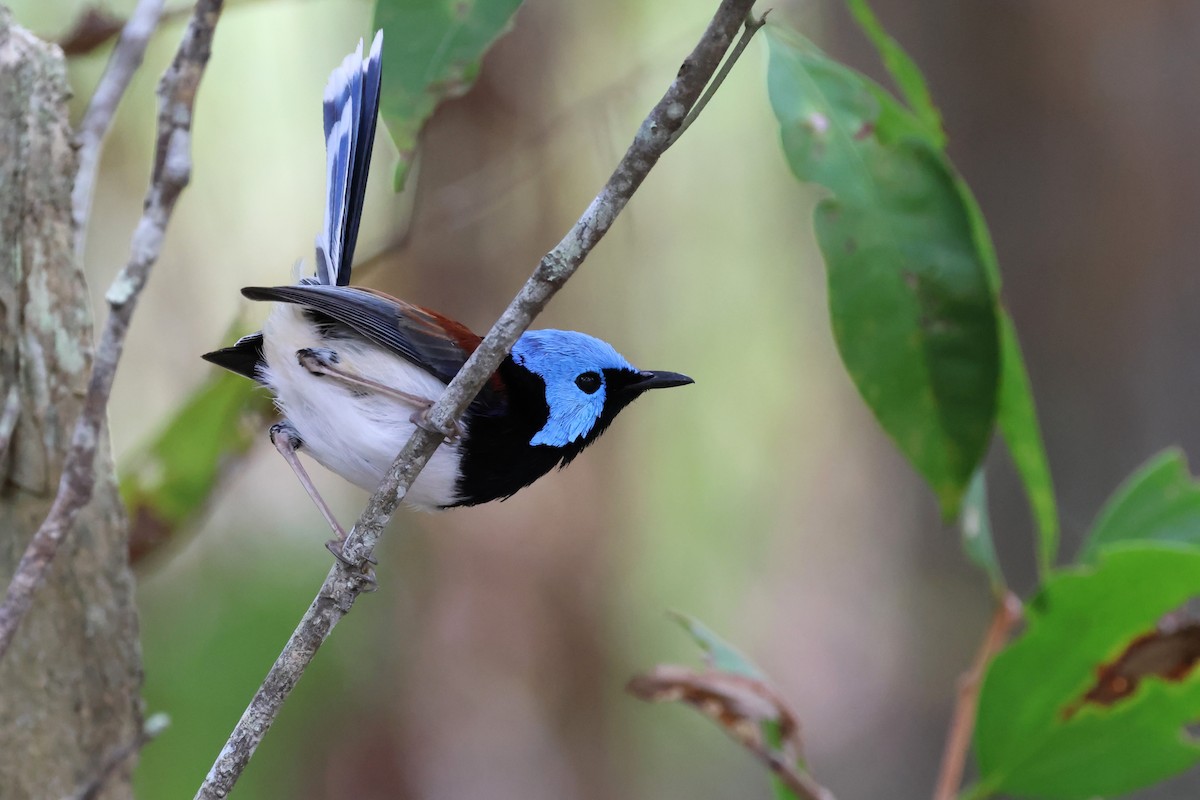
[509,329,693,452]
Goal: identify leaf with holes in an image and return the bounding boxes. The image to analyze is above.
[767,27,999,517]
[373,0,525,190]
[975,544,1200,799]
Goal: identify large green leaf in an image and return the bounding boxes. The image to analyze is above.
[832,5,1061,562]
[976,544,1200,798]
[1078,448,1200,563]
[767,28,999,517]
[372,0,524,190]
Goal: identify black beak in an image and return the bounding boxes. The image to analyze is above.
[629,370,694,391]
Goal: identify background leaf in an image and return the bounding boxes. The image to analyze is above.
[976,544,1200,798]
[120,369,274,562]
[1078,448,1200,563]
[767,28,999,517]
[372,0,525,190]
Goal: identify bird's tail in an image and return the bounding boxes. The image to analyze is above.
[313,30,383,287]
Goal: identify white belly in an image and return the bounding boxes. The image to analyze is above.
[259,303,464,510]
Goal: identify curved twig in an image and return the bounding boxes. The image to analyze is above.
[72,0,166,258]
[194,1,760,797]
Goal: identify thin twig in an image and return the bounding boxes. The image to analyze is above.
[72,0,165,259]
[670,8,770,145]
[194,1,759,796]
[933,591,1022,800]
[0,0,224,660]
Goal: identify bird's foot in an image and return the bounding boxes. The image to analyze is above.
[325,539,378,591]
[269,420,302,449]
[410,405,462,443]
[297,347,340,374]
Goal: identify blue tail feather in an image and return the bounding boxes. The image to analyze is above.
[315,30,384,287]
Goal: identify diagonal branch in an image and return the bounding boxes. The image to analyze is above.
[194,2,761,797]
[72,0,166,259]
[0,0,225,660]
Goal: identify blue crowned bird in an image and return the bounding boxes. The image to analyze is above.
[203,32,693,556]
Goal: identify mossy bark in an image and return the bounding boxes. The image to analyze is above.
[0,8,143,799]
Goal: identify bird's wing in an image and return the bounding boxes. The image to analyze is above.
[241,284,485,389]
[316,31,383,287]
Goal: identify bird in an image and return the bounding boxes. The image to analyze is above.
[202,31,693,557]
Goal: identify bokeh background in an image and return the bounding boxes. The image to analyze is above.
[9,0,1200,797]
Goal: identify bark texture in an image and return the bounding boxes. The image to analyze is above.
[0,8,143,799]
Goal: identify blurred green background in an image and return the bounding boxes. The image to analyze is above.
[10,0,1200,797]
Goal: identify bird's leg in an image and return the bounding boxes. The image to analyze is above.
[296,347,463,442]
[269,421,376,574]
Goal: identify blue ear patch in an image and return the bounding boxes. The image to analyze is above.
[512,330,636,447]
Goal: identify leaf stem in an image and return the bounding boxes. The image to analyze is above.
[932,591,1021,800]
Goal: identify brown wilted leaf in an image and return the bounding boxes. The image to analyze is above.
[58,7,125,56]
[1064,621,1200,719]
[626,664,802,756]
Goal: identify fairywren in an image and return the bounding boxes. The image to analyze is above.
[203,32,693,554]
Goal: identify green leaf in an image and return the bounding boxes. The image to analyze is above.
[120,369,274,558]
[995,312,1059,575]
[669,613,797,800]
[1078,448,1200,564]
[976,544,1200,798]
[767,28,1000,517]
[372,0,524,190]
[961,469,1004,591]
[670,611,764,679]
[844,0,945,147]
[836,5,1061,564]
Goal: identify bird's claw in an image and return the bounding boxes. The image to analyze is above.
[325,539,378,590]
[297,347,340,374]
[410,406,462,443]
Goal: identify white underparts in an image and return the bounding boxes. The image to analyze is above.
[259,303,464,510]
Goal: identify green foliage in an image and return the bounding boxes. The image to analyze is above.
[671,613,802,800]
[766,26,999,518]
[843,0,944,147]
[976,545,1200,798]
[996,313,1059,574]
[960,470,1004,591]
[1079,448,1200,563]
[120,369,273,549]
[767,1,1060,564]
[372,0,525,190]
[671,611,765,678]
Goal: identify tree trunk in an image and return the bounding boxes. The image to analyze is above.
[0,8,143,799]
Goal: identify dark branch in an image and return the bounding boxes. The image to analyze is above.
[0,0,225,660]
[194,1,760,797]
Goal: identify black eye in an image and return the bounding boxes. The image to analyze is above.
[575,371,602,394]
